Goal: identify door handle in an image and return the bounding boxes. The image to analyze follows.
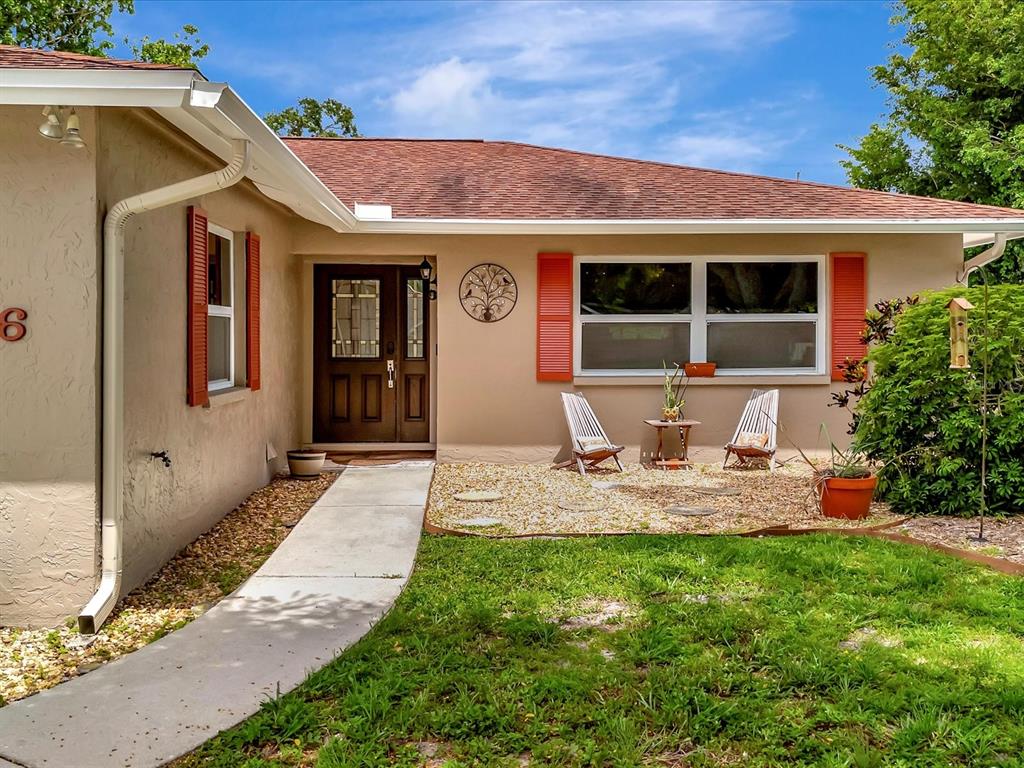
[386,359,395,389]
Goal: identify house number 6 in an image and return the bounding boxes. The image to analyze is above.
[1,308,28,342]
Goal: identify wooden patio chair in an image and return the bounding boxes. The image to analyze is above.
[723,388,780,471]
[559,392,625,475]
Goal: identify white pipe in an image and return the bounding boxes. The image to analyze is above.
[78,139,252,634]
[958,233,1008,284]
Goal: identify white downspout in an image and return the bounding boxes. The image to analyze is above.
[958,233,1008,284]
[78,138,252,634]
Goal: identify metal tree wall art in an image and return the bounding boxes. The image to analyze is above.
[459,263,517,322]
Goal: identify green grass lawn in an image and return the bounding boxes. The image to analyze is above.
[180,535,1024,768]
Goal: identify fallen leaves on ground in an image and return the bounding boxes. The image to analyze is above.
[0,473,335,706]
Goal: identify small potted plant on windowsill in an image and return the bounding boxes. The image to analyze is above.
[661,361,689,421]
[287,449,327,479]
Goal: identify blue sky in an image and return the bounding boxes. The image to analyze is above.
[112,1,900,185]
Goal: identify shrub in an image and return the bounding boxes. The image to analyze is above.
[854,285,1024,516]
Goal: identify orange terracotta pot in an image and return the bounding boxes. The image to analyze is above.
[684,362,717,377]
[819,475,877,520]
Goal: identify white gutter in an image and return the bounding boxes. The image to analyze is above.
[78,138,252,634]
[958,232,1009,284]
[352,216,1024,235]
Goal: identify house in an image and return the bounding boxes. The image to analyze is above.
[2,45,1023,630]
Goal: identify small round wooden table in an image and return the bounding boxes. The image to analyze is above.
[644,419,701,469]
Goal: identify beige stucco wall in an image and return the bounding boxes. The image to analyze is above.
[292,226,964,463]
[96,109,303,594]
[0,105,100,626]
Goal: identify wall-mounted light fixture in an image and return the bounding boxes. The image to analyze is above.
[37,106,86,149]
[419,257,437,300]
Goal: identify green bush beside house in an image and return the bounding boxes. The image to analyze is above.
[855,285,1024,517]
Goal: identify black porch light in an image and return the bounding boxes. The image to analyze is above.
[419,257,437,300]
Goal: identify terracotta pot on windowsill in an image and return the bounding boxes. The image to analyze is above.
[684,362,717,377]
[287,450,327,479]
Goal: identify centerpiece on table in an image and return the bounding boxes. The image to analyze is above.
[661,361,689,421]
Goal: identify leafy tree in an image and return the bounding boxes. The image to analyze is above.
[127,23,208,69]
[841,0,1024,282]
[265,98,359,138]
[0,0,133,55]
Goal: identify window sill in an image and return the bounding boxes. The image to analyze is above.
[573,374,831,387]
[205,386,251,408]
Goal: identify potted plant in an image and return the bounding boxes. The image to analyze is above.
[287,449,327,479]
[661,361,689,421]
[815,442,878,519]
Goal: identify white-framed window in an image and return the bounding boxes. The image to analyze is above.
[574,255,827,376]
[206,222,235,391]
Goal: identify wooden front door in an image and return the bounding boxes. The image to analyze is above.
[313,265,430,443]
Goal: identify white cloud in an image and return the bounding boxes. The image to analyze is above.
[392,58,497,135]
[202,0,806,171]
[656,95,819,174]
[667,134,773,169]
[370,1,795,152]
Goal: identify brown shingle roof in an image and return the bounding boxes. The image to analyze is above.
[0,44,193,70]
[284,137,1024,221]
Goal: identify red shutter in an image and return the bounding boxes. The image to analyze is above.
[245,232,261,391]
[537,252,573,381]
[187,206,209,406]
[830,252,868,381]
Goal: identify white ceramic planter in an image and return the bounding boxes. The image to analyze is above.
[287,450,326,479]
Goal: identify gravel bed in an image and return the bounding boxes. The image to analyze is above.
[427,462,899,536]
[898,516,1024,565]
[0,473,336,706]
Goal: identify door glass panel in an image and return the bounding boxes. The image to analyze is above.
[406,278,425,359]
[332,278,380,358]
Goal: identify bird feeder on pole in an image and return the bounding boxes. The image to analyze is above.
[947,297,975,369]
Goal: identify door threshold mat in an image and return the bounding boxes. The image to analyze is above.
[327,450,436,466]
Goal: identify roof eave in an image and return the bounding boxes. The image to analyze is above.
[352,217,1024,235]
[0,68,358,232]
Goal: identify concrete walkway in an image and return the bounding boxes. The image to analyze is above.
[0,461,433,768]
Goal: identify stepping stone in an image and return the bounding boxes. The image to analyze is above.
[455,516,505,527]
[557,500,604,512]
[591,481,621,490]
[691,487,742,497]
[454,490,503,502]
[664,505,718,516]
